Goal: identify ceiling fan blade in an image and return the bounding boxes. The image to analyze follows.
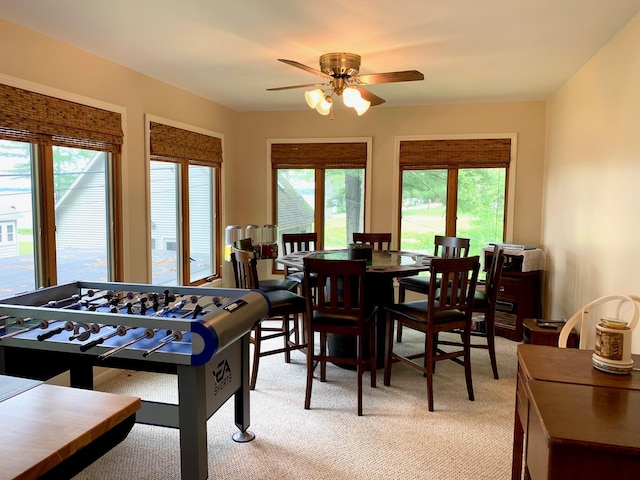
[354,86,385,106]
[355,70,424,85]
[266,82,327,91]
[277,59,332,79]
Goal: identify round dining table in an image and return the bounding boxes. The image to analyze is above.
[277,249,433,368]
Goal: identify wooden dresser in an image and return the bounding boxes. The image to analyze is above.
[494,270,542,341]
[512,344,640,479]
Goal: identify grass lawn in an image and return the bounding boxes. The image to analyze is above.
[324,203,494,257]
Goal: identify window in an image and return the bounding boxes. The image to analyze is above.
[0,83,123,296]
[269,140,371,268]
[148,118,222,286]
[0,223,16,244]
[398,137,513,258]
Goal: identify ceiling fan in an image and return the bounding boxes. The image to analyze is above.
[267,52,424,116]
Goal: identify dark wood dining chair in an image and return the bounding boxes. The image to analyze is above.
[396,235,470,342]
[352,232,392,251]
[384,255,480,411]
[302,257,377,416]
[231,247,307,390]
[234,238,299,293]
[281,232,318,286]
[436,245,505,379]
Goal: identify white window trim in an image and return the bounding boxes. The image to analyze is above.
[0,223,17,244]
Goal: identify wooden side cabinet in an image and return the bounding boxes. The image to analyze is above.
[494,270,542,341]
[522,318,579,348]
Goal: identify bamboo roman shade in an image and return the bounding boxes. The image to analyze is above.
[399,138,511,169]
[149,121,222,166]
[0,83,123,153]
[271,142,367,168]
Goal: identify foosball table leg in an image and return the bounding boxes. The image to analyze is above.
[233,333,255,443]
[177,364,209,480]
[69,360,94,389]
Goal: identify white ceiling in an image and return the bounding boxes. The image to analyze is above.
[2,0,640,112]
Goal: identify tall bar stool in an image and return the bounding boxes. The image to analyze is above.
[231,247,306,390]
[396,235,470,342]
[302,257,377,416]
[384,256,481,411]
[436,245,505,379]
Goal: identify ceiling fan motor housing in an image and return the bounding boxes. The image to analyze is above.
[320,52,361,77]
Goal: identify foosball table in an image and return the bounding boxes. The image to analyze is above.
[0,280,270,480]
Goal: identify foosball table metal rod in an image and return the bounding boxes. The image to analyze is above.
[79,325,131,352]
[97,328,158,360]
[143,330,184,357]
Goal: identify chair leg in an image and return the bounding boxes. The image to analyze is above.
[431,332,439,374]
[368,320,377,388]
[357,329,364,416]
[320,332,327,382]
[488,336,499,380]
[463,327,475,402]
[304,322,313,410]
[396,286,406,342]
[250,325,261,390]
[384,313,394,386]
[283,315,291,363]
[425,328,435,412]
[486,315,499,380]
[292,312,307,356]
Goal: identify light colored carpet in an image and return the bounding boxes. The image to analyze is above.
[73,329,518,480]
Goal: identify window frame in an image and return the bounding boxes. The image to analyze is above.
[0,75,125,288]
[267,137,373,261]
[393,134,518,247]
[145,114,223,286]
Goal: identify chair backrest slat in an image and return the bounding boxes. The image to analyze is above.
[433,235,470,258]
[231,247,260,289]
[352,232,392,251]
[303,257,367,321]
[282,232,318,255]
[428,256,480,316]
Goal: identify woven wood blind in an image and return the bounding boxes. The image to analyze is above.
[399,138,511,169]
[271,142,367,168]
[149,121,222,166]
[0,83,123,153]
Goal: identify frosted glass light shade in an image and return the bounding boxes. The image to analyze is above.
[315,96,332,115]
[354,98,371,116]
[342,87,361,107]
[304,89,324,108]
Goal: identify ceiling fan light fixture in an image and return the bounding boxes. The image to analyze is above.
[342,87,361,107]
[315,95,333,115]
[269,52,424,117]
[353,98,371,116]
[304,89,324,108]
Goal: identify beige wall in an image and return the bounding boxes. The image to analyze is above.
[544,13,640,348]
[0,18,239,283]
[232,103,547,244]
[1,18,547,298]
